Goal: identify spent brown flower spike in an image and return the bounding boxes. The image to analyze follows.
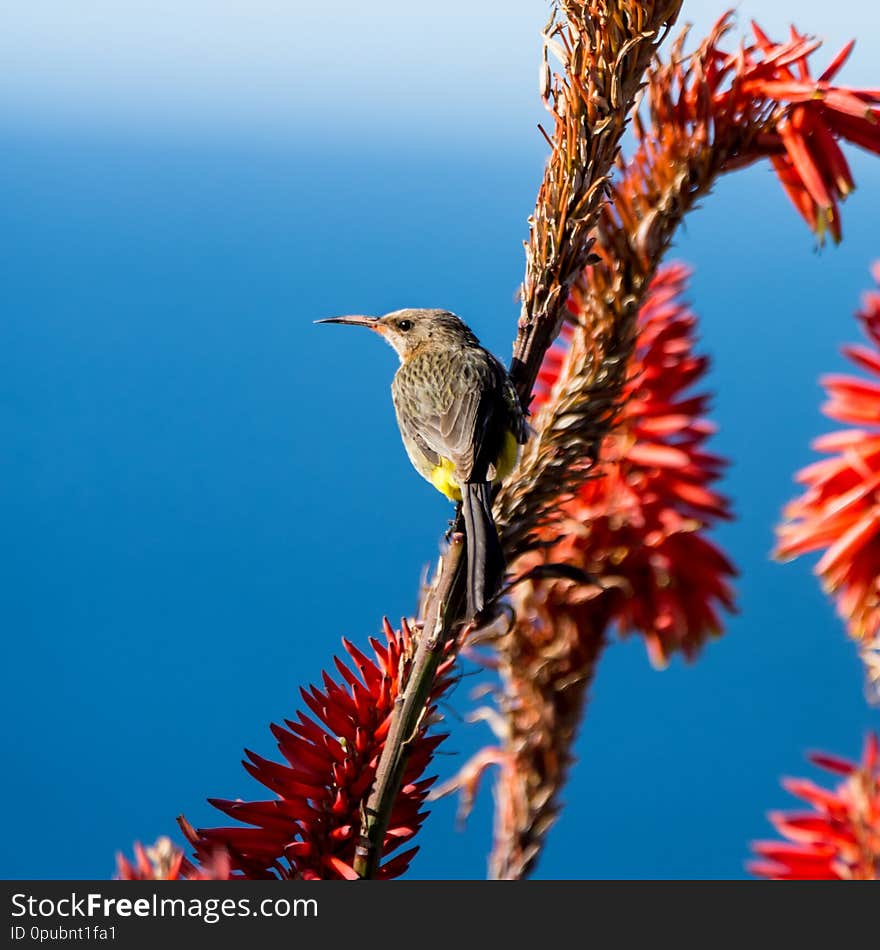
[511,0,685,402]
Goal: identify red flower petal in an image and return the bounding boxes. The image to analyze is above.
[750,736,880,881]
[777,264,880,659]
[180,623,453,879]
[525,264,735,663]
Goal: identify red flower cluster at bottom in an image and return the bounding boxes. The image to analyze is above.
[179,619,452,880]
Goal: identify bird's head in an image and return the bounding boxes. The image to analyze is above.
[316,308,479,362]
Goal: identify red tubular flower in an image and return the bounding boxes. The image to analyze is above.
[179,620,452,880]
[749,734,880,880]
[744,22,880,243]
[777,264,880,691]
[530,264,735,666]
[640,14,880,245]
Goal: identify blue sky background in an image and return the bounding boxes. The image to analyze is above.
[2,2,879,880]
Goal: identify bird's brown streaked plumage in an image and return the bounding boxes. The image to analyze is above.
[316,308,527,618]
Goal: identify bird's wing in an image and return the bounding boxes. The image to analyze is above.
[414,356,501,483]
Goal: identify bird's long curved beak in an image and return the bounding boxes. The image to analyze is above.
[314,315,379,329]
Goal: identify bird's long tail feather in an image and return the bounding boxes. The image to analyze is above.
[461,481,505,619]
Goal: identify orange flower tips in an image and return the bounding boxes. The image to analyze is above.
[654,15,880,245]
[116,837,231,880]
[744,22,880,244]
[178,619,454,880]
[531,264,736,667]
[776,264,880,698]
[749,733,880,880]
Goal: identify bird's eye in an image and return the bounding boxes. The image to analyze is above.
[397,319,413,332]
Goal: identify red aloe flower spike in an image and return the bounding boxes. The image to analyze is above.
[454,264,735,880]
[749,734,880,880]
[179,619,454,879]
[776,264,880,698]
[528,263,736,666]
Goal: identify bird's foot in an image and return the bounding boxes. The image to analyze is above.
[445,502,463,542]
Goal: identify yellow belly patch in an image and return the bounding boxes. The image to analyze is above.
[428,430,520,502]
[430,457,463,501]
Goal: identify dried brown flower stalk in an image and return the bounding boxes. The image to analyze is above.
[354,0,683,878]
[511,0,683,402]
[502,18,769,552]
[486,16,879,879]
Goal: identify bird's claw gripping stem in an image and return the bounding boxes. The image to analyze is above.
[445,504,463,543]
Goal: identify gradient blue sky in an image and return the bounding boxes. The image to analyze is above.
[2,2,879,880]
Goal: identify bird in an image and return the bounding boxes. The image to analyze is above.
[316,308,527,619]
